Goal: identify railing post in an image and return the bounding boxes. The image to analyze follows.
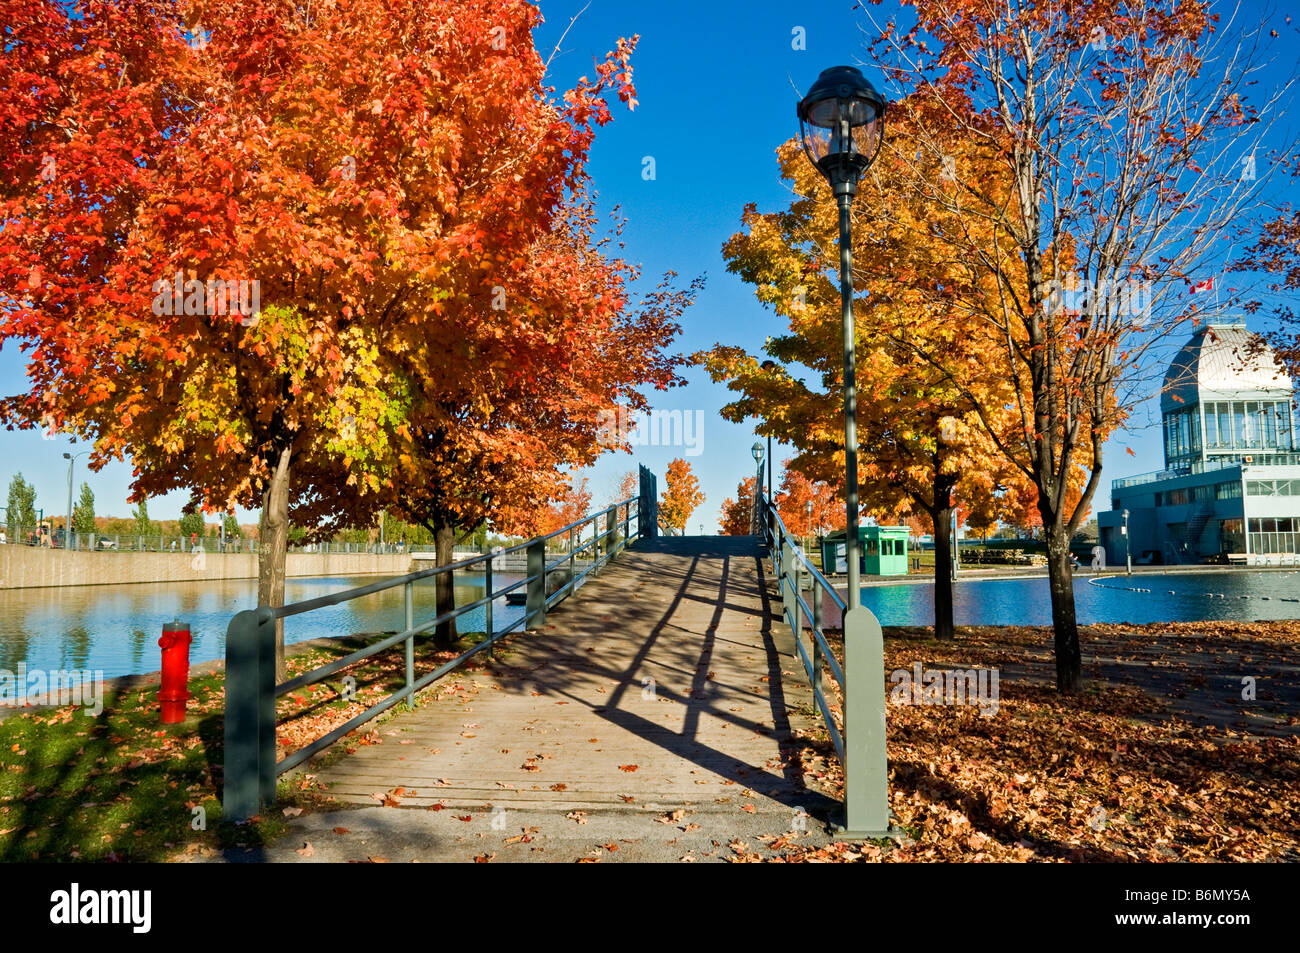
[403,581,415,710]
[223,606,276,821]
[789,542,801,636]
[484,554,495,657]
[812,578,824,702]
[781,538,795,625]
[604,506,616,566]
[623,502,631,547]
[526,537,546,629]
[568,526,576,599]
[839,604,891,837]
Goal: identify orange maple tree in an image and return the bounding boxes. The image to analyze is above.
[0,0,691,664]
[773,464,836,540]
[658,458,703,534]
[858,0,1277,687]
[719,476,757,536]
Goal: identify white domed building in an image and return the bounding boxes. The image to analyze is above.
[1100,324,1300,566]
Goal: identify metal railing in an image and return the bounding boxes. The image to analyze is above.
[760,502,849,761]
[757,495,891,836]
[223,493,646,820]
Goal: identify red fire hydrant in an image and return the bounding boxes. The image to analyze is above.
[158,621,192,724]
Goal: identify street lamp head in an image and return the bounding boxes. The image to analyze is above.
[760,359,777,373]
[751,441,765,464]
[797,66,886,193]
[62,452,70,459]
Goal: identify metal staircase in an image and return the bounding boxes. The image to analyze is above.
[1168,502,1215,564]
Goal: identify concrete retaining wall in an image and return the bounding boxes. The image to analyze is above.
[0,546,416,589]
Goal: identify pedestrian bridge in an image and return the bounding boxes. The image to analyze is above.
[222,470,886,861]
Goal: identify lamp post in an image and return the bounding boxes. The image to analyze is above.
[751,441,765,537]
[797,65,890,837]
[1123,509,1131,575]
[62,450,88,550]
[797,66,884,611]
[759,360,778,498]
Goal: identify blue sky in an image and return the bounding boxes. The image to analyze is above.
[1,0,1295,532]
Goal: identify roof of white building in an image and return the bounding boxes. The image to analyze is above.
[1161,324,1292,413]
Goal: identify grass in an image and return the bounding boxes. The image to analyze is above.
[0,625,513,862]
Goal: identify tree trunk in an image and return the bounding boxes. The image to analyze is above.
[257,446,291,681]
[932,481,956,640]
[434,524,458,646]
[1044,522,1082,692]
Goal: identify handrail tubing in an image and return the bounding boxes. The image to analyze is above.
[761,495,850,763]
[273,500,634,763]
[270,497,638,621]
[274,570,544,697]
[767,507,846,611]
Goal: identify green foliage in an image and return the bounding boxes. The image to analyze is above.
[5,473,36,528]
[131,499,158,536]
[72,483,95,534]
[380,511,434,545]
[222,514,242,538]
[177,511,205,538]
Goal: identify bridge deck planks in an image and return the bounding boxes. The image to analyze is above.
[250,536,833,862]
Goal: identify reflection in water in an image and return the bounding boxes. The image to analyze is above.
[860,571,1300,627]
[0,573,523,682]
[65,625,92,672]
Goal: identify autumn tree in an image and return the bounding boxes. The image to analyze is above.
[702,110,1034,638]
[861,0,1286,687]
[519,477,593,543]
[0,0,685,669]
[659,458,704,534]
[773,464,836,540]
[719,476,756,536]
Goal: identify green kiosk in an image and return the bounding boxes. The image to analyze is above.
[821,525,910,576]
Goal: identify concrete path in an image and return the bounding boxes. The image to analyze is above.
[229,536,836,862]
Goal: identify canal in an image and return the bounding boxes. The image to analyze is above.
[0,573,524,684]
[859,570,1300,627]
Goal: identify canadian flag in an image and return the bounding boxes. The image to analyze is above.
[1191,277,1215,293]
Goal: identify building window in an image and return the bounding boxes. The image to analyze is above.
[1247,479,1300,496]
[1216,481,1242,499]
[1248,517,1300,555]
[1204,399,1296,452]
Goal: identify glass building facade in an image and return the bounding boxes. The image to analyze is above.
[1100,324,1300,565]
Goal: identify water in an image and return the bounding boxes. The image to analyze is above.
[7,569,1297,685]
[859,571,1300,627]
[0,573,524,683]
